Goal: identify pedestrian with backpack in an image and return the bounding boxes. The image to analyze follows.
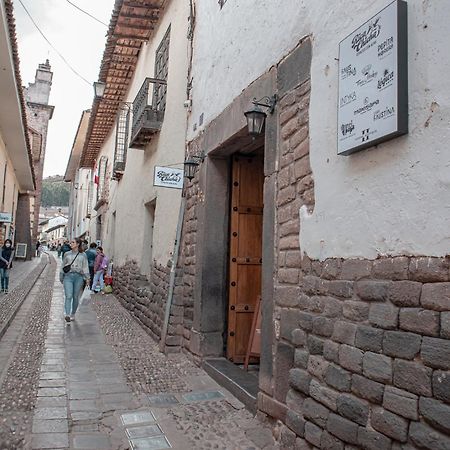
[0,239,14,293]
[92,247,108,293]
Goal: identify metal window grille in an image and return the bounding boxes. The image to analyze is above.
[114,107,130,173]
[87,180,93,217]
[97,156,108,201]
[153,26,170,112]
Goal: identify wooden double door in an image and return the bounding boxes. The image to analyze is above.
[227,153,264,363]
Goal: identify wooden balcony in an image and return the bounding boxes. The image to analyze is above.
[129,77,167,149]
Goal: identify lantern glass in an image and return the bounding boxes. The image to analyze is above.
[244,107,266,136]
[93,81,106,98]
[184,158,199,181]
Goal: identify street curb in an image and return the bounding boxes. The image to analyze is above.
[0,255,50,340]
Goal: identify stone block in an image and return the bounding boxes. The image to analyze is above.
[274,342,295,402]
[356,281,391,302]
[323,297,344,318]
[312,316,335,337]
[328,281,353,298]
[325,364,351,392]
[326,413,358,445]
[292,328,307,347]
[323,340,340,363]
[294,437,313,450]
[410,421,450,450]
[275,286,301,307]
[383,386,418,420]
[286,388,306,414]
[303,398,330,428]
[343,301,369,322]
[388,280,422,307]
[372,257,409,280]
[322,259,342,280]
[302,275,328,295]
[338,345,363,373]
[332,321,357,345]
[362,352,392,383]
[393,359,432,396]
[307,335,325,355]
[336,393,369,426]
[399,308,440,336]
[304,421,322,447]
[421,283,450,311]
[309,379,339,411]
[419,397,450,434]
[368,303,399,329]
[340,260,372,281]
[383,331,422,360]
[442,312,450,339]
[280,424,297,449]
[351,374,384,404]
[307,355,329,381]
[409,257,448,282]
[298,311,314,332]
[321,431,345,450]
[421,337,450,370]
[286,410,306,437]
[258,392,287,421]
[357,427,392,450]
[433,370,450,403]
[371,407,408,442]
[355,326,384,352]
[294,349,309,369]
[289,368,311,395]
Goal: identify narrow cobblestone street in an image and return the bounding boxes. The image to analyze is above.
[0,255,276,450]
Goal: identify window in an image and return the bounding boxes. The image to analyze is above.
[113,106,130,176]
[97,156,108,201]
[153,26,170,112]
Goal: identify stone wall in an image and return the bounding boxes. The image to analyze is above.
[113,260,170,341]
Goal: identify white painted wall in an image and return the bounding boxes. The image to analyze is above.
[95,0,189,270]
[189,0,450,259]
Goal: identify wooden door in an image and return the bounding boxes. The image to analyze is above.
[227,154,264,363]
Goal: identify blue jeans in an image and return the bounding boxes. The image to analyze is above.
[63,272,84,316]
[92,270,104,292]
[0,268,9,290]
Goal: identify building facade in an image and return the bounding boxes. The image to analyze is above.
[70,0,450,447]
[0,0,35,256]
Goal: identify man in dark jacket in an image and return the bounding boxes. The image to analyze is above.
[61,241,71,258]
[85,243,97,289]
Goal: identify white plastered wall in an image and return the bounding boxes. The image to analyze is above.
[97,0,189,270]
[188,0,450,260]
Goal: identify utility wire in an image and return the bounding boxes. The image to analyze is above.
[17,0,91,86]
[65,0,108,27]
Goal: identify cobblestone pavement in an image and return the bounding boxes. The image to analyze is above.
[25,256,277,449]
[0,256,56,449]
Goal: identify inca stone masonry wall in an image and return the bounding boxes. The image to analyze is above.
[114,260,170,342]
[258,73,450,449]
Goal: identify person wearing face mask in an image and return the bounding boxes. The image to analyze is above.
[0,239,14,294]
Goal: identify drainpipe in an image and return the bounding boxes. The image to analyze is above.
[159,196,186,352]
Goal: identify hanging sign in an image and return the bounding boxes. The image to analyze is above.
[337,0,408,155]
[0,212,12,223]
[153,166,183,189]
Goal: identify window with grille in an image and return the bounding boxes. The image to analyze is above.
[153,26,170,112]
[97,156,108,201]
[113,107,130,175]
[87,179,93,217]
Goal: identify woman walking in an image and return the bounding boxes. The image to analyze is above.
[0,239,14,293]
[60,238,89,323]
[92,247,108,293]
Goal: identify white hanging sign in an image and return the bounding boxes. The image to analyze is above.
[153,166,184,189]
[337,0,408,155]
[0,212,12,223]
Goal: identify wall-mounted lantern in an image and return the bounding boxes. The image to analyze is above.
[93,81,106,99]
[183,153,205,181]
[244,95,277,137]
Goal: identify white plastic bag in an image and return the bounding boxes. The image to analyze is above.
[79,286,91,307]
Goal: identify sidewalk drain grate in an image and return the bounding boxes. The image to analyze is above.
[182,390,225,402]
[147,393,179,406]
[126,424,164,439]
[130,435,171,450]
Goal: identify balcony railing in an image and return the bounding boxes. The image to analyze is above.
[130,77,167,149]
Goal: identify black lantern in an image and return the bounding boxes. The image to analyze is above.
[244,95,277,137]
[184,155,204,181]
[93,81,106,98]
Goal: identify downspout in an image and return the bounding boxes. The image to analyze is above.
[159,196,185,352]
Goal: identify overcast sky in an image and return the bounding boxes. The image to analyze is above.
[13,0,114,177]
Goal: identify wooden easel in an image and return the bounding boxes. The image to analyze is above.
[244,296,262,370]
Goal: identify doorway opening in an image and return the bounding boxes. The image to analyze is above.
[141,200,156,276]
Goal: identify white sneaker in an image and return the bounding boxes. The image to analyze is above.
[70,315,75,321]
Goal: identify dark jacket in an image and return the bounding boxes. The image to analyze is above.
[86,248,97,268]
[0,246,14,269]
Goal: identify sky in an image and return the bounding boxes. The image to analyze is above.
[13,0,114,177]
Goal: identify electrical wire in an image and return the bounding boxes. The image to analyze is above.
[17,0,92,86]
[65,0,108,27]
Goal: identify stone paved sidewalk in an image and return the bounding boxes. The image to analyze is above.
[30,259,276,450]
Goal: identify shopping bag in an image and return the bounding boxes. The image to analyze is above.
[79,286,91,306]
